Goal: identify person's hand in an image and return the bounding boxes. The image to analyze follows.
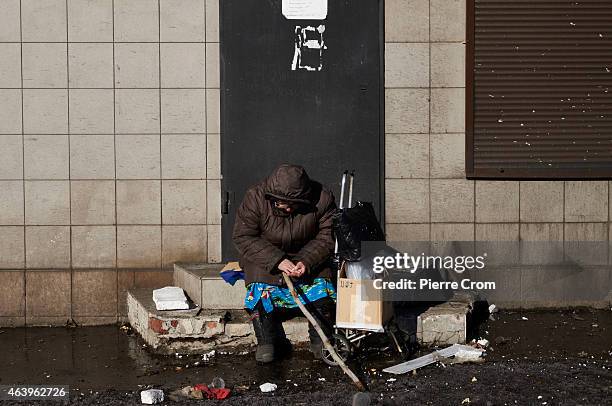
[278,259,297,275]
[294,261,307,278]
[278,259,306,278]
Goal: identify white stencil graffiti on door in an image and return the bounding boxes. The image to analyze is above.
[291,25,327,71]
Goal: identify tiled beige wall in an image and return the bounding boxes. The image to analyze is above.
[383,0,610,245]
[0,0,220,325]
[1,0,610,325]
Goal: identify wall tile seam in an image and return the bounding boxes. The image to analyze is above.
[156,0,165,269]
[4,268,166,272]
[5,267,170,273]
[427,0,432,241]
[385,132,464,134]
[111,0,120,315]
[11,222,213,226]
[384,133,433,136]
[204,0,210,262]
[385,176,477,182]
[384,86,465,89]
[2,41,217,44]
[384,41,465,44]
[19,0,27,324]
[384,87,433,90]
[204,0,214,262]
[11,267,174,271]
[5,87,221,90]
[12,132,212,136]
[385,177,480,180]
[64,0,75,322]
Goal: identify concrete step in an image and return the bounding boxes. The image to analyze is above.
[127,288,309,355]
[127,286,475,354]
[173,262,245,310]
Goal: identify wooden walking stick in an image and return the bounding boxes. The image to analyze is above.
[282,273,365,391]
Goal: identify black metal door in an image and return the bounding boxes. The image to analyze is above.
[220,0,383,260]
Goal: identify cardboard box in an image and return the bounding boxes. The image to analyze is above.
[335,263,392,332]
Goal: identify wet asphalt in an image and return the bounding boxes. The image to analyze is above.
[0,309,611,405]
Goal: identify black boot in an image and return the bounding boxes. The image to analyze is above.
[307,297,335,359]
[251,310,287,363]
[274,323,293,359]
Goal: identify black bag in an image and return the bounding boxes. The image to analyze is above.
[333,201,385,262]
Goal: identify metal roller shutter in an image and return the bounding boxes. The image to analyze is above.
[466,0,612,178]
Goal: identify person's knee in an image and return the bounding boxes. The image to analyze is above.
[312,296,335,315]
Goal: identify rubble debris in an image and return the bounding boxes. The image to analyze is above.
[521,316,529,321]
[477,339,490,348]
[167,387,192,402]
[202,349,216,362]
[211,377,226,389]
[119,324,134,335]
[193,384,231,399]
[152,286,189,311]
[168,384,230,401]
[140,389,164,404]
[259,382,277,393]
[452,348,486,364]
[65,319,78,328]
[383,344,485,374]
[488,304,498,314]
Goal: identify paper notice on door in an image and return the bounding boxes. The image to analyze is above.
[282,0,327,20]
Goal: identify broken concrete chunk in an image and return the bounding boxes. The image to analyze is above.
[152,286,189,311]
[259,383,277,393]
[453,348,485,364]
[477,338,490,348]
[140,389,164,404]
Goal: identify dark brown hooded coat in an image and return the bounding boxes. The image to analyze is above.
[232,164,337,286]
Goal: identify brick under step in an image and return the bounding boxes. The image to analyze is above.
[127,288,309,355]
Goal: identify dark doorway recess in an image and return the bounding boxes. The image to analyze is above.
[220,0,384,260]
